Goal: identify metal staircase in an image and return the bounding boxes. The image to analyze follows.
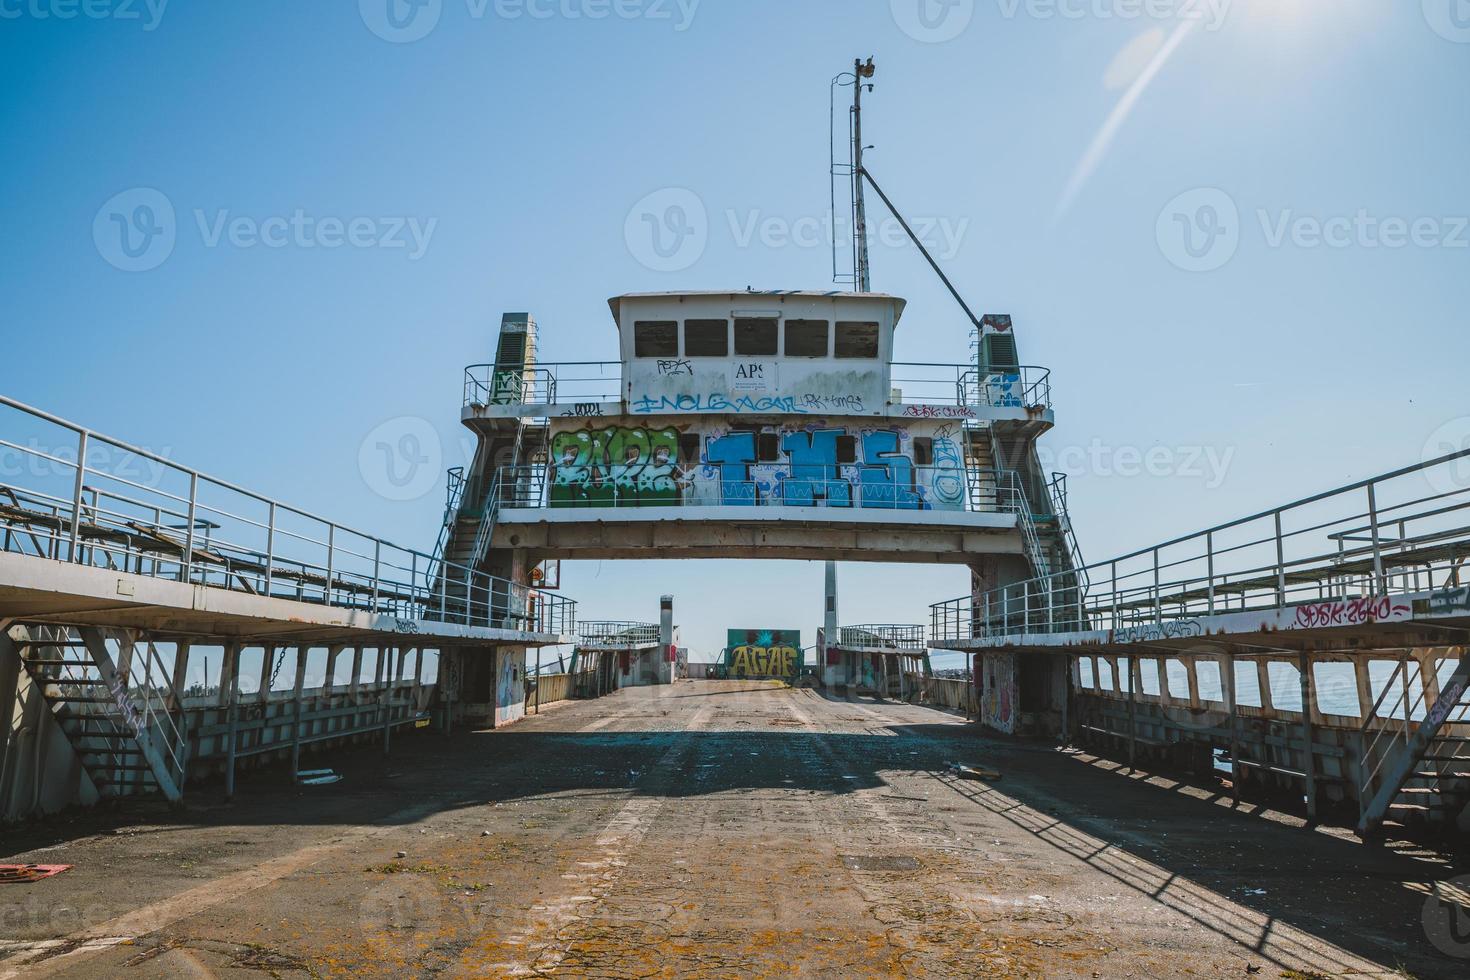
[428,418,548,624]
[1358,651,1470,835]
[16,626,186,804]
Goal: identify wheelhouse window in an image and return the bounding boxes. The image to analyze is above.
[784,319,829,357]
[834,321,879,359]
[633,320,679,357]
[684,319,728,356]
[734,317,778,356]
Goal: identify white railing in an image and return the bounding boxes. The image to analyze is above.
[931,448,1470,643]
[0,396,576,637]
[577,621,661,648]
[889,363,1051,410]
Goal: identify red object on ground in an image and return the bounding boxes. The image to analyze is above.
[0,864,72,883]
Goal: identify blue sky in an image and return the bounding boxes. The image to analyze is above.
[2,1,1467,665]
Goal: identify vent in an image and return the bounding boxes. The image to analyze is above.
[978,318,1019,375]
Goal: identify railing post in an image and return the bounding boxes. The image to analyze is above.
[265,501,276,596]
[1110,560,1119,631]
[1151,549,1161,624]
[1206,530,1215,616]
[1367,482,1385,594]
[372,540,381,610]
[324,524,336,606]
[182,472,198,584]
[68,429,88,563]
[1274,510,1287,606]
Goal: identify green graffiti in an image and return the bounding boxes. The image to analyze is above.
[549,425,686,508]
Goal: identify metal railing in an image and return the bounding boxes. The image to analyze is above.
[423,466,466,592]
[463,362,622,408]
[1357,658,1470,809]
[462,361,1051,413]
[931,448,1470,643]
[0,396,576,637]
[493,463,1032,515]
[889,363,1051,410]
[837,624,925,649]
[576,621,661,648]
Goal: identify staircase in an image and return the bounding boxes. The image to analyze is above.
[427,419,547,625]
[1358,651,1470,836]
[17,626,186,804]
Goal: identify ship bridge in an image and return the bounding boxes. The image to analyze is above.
[441,291,1073,569]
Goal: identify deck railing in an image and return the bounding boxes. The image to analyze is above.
[931,448,1470,643]
[462,361,1050,413]
[491,464,1029,516]
[837,624,926,649]
[0,396,576,638]
[576,621,661,648]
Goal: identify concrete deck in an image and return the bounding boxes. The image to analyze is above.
[0,680,1462,978]
[0,552,572,647]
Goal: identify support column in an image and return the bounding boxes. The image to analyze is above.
[658,594,675,686]
[1223,651,1241,805]
[0,629,22,795]
[1299,651,1318,824]
[222,643,241,800]
[1126,656,1138,773]
[289,645,308,782]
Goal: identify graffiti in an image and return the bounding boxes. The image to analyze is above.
[550,425,689,507]
[780,429,852,507]
[900,404,976,419]
[106,667,146,740]
[489,370,525,405]
[726,629,802,679]
[549,421,963,511]
[632,393,808,415]
[1113,619,1205,644]
[495,650,522,727]
[393,619,420,634]
[1293,596,1411,629]
[705,430,759,506]
[930,430,966,506]
[801,393,866,413]
[560,402,604,418]
[1420,586,1470,617]
[979,652,1015,734]
[656,359,693,376]
[1427,679,1468,730]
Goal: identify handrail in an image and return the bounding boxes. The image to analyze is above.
[931,447,1470,642]
[0,396,577,637]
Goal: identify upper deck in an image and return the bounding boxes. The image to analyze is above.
[462,291,1053,424]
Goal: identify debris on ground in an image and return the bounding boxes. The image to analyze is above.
[297,768,342,785]
[0,864,72,883]
[946,761,1002,781]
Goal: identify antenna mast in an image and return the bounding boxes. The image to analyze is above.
[852,57,876,292]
